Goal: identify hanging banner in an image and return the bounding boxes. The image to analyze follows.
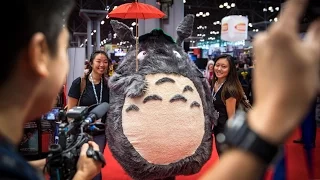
[221,15,248,42]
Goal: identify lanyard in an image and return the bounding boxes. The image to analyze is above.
[212,81,224,101]
[90,73,103,104]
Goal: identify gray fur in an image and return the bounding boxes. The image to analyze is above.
[107,15,215,180]
[176,14,195,46]
[110,20,135,45]
[109,73,147,98]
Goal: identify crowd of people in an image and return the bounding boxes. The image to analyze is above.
[0,0,319,179]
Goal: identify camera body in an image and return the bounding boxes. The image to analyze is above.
[46,106,93,180]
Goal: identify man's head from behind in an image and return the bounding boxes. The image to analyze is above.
[1,0,74,121]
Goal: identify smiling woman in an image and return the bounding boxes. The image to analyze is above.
[67,50,111,180]
[212,54,251,156]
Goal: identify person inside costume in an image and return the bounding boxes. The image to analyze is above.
[67,50,110,180]
[106,15,216,180]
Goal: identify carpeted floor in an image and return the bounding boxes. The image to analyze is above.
[102,128,320,180]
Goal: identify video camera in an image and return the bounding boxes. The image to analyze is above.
[44,102,109,180]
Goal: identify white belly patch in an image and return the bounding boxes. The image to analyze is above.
[122,73,205,165]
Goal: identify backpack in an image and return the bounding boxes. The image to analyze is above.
[78,76,87,106]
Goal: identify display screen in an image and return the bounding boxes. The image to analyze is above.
[42,108,60,121]
[188,54,197,61]
[202,49,208,58]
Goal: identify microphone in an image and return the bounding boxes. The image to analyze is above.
[83,102,109,125]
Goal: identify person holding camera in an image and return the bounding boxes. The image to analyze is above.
[0,0,103,179]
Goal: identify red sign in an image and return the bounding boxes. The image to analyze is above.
[234,23,246,32]
[222,23,228,32]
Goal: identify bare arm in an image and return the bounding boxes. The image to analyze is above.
[200,108,274,180]
[225,97,236,119]
[200,149,265,180]
[67,96,78,110]
[28,159,46,172]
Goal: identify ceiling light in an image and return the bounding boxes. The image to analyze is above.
[101,20,105,25]
[206,12,210,16]
[275,7,280,11]
[224,2,228,6]
[226,6,231,9]
[219,4,224,8]
[263,8,267,12]
[199,12,203,15]
[231,3,235,7]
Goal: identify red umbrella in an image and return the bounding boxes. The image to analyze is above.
[108,2,165,19]
[108,1,166,72]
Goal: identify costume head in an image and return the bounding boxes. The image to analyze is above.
[107,14,215,180]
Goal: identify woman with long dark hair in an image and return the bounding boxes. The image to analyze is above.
[212,54,251,156]
[67,50,110,180]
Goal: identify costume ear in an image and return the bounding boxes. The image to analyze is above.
[176,14,194,46]
[110,20,135,45]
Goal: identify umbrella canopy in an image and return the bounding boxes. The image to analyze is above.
[108,1,165,72]
[108,2,165,19]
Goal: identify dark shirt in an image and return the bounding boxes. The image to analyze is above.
[68,77,109,122]
[213,84,232,129]
[0,135,44,180]
[247,67,254,105]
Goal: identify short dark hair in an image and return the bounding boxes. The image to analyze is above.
[1,0,75,86]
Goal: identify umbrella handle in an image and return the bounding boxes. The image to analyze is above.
[135,18,138,72]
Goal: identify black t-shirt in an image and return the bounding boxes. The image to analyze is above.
[68,77,110,122]
[247,67,254,104]
[213,84,233,128]
[0,136,44,180]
